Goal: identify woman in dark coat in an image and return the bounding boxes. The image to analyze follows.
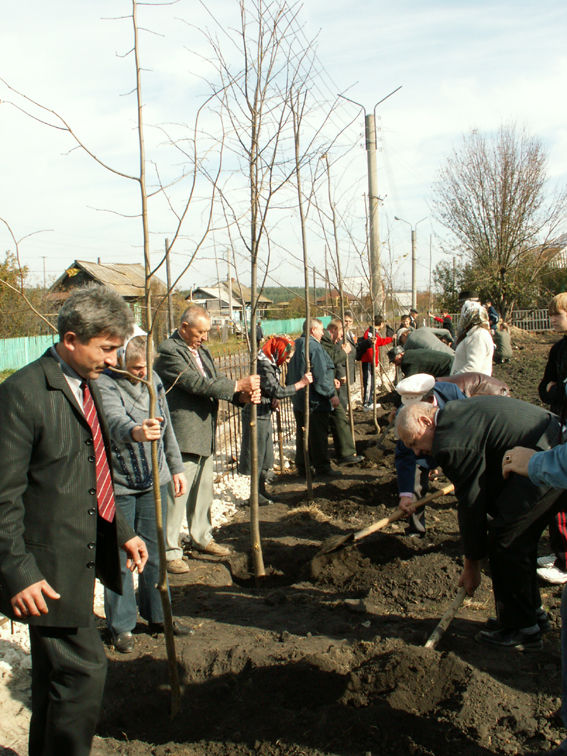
[239,336,311,503]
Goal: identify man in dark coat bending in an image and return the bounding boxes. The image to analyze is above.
[396,395,565,651]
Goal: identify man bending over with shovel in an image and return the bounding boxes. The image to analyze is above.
[396,395,566,652]
[394,373,465,536]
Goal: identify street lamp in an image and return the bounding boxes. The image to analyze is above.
[394,216,427,310]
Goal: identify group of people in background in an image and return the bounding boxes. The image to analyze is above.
[4,282,567,756]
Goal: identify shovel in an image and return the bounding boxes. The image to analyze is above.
[373,416,395,449]
[424,586,467,649]
[316,483,455,556]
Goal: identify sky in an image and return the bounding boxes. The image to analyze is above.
[1,0,566,297]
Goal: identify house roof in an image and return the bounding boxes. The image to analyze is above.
[49,260,166,299]
[188,287,243,309]
[316,288,356,303]
[214,280,273,305]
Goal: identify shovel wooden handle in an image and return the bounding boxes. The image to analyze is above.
[424,585,467,649]
[375,417,395,449]
[352,483,455,542]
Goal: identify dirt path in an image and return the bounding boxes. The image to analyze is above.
[2,329,565,756]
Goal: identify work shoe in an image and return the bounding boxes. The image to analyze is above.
[148,621,193,637]
[315,467,343,479]
[337,454,364,466]
[166,558,190,574]
[245,494,273,507]
[484,609,551,634]
[475,627,543,651]
[363,403,381,411]
[194,540,231,557]
[537,564,567,584]
[113,631,134,654]
[537,554,556,568]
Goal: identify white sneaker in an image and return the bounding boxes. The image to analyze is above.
[537,554,556,568]
[537,565,567,584]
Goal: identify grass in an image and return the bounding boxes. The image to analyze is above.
[0,369,17,384]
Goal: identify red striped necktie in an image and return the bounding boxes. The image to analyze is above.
[81,381,116,523]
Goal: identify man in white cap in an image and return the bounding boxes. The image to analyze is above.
[394,374,466,536]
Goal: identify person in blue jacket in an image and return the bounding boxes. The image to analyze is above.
[503,439,567,756]
[286,318,341,479]
[394,374,466,536]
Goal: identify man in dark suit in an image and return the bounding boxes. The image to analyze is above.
[396,395,564,651]
[388,345,454,379]
[394,375,466,536]
[0,285,148,756]
[155,305,260,572]
[399,325,455,354]
[286,318,342,478]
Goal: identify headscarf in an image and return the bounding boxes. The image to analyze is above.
[456,300,489,345]
[261,335,294,366]
[116,325,147,369]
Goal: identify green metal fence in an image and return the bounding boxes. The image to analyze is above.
[0,335,56,372]
[261,316,332,337]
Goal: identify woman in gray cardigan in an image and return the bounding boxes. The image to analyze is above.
[98,334,187,653]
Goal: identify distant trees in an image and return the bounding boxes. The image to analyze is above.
[432,124,567,320]
[0,251,51,338]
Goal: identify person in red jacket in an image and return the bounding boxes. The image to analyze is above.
[428,308,455,340]
[357,314,394,409]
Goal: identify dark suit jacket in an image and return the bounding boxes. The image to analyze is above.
[431,396,561,561]
[395,382,466,493]
[0,350,134,627]
[400,348,454,379]
[404,327,455,355]
[155,331,239,457]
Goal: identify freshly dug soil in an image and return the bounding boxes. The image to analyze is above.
[93,330,565,756]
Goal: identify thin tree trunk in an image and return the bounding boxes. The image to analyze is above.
[292,104,313,499]
[132,0,180,717]
[323,155,355,446]
[248,95,265,580]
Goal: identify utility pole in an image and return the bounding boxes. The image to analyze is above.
[395,216,427,311]
[227,248,233,322]
[428,235,433,314]
[365,113,381,319]
[324,246,330,315]
[411,228,417,310]
[165,238,174,336]
[340,87,401,319]
[313,268,316,313]
[41,256,47,292]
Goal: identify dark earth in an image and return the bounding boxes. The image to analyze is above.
[67,331,567,755]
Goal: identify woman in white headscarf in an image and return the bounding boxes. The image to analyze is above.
[98,328,188,653]
[451,300,494,376]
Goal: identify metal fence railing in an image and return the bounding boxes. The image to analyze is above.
[213,346,298,480]
[509,309,551,332]
[446,309,551,333]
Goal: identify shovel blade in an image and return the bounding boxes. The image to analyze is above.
[316,531,355,556]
